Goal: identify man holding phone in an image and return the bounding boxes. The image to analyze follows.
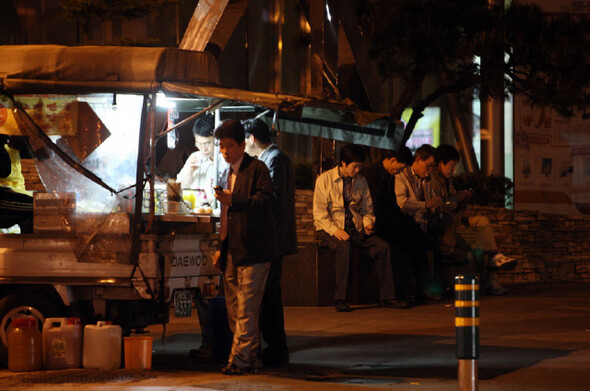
[212,120,274,375]
[313,144,396,312]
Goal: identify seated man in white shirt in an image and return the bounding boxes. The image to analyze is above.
[313,144,397,312]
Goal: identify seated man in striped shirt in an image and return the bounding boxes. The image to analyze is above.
[0,135,33,233]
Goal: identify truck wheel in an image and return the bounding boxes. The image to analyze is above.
[0,293,59,364]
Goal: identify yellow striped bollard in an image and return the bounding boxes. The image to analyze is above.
[455,275,479,391]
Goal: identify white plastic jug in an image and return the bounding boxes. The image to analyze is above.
[82,321,122,369]
[43,317,82,369]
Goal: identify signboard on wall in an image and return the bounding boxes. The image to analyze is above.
[513,96,590,215]
[0,95,78,136]
[517,0,590,14]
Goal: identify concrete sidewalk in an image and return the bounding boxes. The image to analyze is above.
[155,282,590,390]
[0,282,588,390]
[277,282,590,390]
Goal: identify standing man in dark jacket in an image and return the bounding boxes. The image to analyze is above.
[243,118,296,367]
[213,120,274,375]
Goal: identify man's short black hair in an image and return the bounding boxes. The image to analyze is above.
[437,144,461,165]
[398,146,414,166]
[339,144,366,166]
[413,144,439,164]
[192,113,215,138]
[214,119,245,144]
[383,149,402,161]
[242,118,272,144]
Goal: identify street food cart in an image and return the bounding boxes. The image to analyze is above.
[0,45,401,353]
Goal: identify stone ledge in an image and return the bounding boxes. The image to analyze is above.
[465,205,590,283]
[291,190,590,283]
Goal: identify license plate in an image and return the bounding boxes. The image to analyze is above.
[174,290,192,318]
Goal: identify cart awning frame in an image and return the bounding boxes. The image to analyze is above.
[0,44,403,150]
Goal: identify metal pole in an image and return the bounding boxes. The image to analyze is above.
[130,95,150,265]
[455,275,479,391]
[480,0,505,176]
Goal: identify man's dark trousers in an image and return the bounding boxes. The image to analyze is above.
[260,256,288,364]
[258,145,296,366]
[317,230,394,302]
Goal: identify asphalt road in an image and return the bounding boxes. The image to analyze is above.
[0,282,588,390]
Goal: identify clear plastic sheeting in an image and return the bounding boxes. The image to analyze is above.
[30,193,131,263]
[73,212,131,264]
[26,94,142,212]
[18,94,143,264]
[76,94,142,199]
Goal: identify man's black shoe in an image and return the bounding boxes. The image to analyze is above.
[438,252,468,266]
[263,357,289,368]
[189,345,214,361]
[380,299,411,309]
[442,286,454,298]
[262,347,289,368]
[220,363,259,375]
[421,290,442,301]
[409,296,426,306]
[220,363,244,375]
[335,300,352,312]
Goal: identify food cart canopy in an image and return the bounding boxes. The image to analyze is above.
[163,83,403,149]
[0,45,402,150]
[0,45,219,93]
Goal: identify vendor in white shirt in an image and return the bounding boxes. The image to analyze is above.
[176,114,226,213]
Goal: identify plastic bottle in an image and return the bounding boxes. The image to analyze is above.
[188,191,196,210]
[43,317,82,369]
[82,321,122,369]
[8,317,43,372]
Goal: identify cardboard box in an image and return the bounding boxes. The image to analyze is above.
[34,214,74,233]
[33,192,76,233]
[34,192,76,215]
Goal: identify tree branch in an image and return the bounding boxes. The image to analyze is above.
[391,69,425,120]
[401,80,473,146]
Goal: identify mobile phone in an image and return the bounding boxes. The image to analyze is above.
[214,185,222,193]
